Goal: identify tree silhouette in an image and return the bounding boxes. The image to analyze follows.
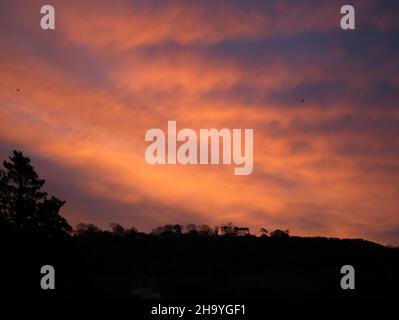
[75,223,101,236]
[198,224,213,236]
[151,224,183,238]
[270,229,290,239]
[173,224,183,235]
[220,223,250,236]
[110,222,125,237]
[125,226,138,237]
[0,151,71,236]
[260,227,269,237]
[185,223,198,235]
[220,222,235,236]
[109,223,138,238]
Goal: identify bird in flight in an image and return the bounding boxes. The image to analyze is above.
[300,98,304,103]
[16,88,21,92]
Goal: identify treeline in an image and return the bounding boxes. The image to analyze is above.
[0,150,290,240]
[74,222,290,239]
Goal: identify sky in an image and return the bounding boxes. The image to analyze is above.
[0,0,398,244]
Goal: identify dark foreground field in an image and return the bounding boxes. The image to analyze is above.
[2,231,398,301]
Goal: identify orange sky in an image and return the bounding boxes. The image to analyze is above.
[1,0,399,244]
